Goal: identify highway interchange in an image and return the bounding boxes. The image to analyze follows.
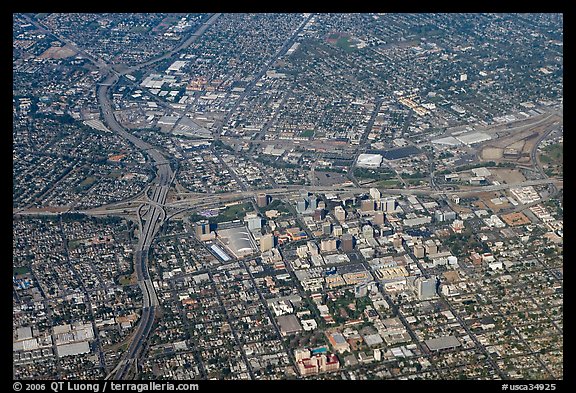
[15,13,563,381]
[96,15,222,380]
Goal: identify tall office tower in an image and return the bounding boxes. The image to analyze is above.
[435,210,445,222]
[195,220,210,237]
[373,211,385,225]
[333,225,343,236]
[307,241,319,256]
[425,239,438,255]
[362,224,374,239]
[383,198,396,213]
[341,233,354,252]
[297,199,308,214]
[257,193,269,208]
[313,208,326,221]
[334,205,346,222]
[309,196,318,210]
[260,233,275,252]
[321,238,337,252]
[361,199,375,212]
[414,243,425,258]
[370,187,381,200]
[416,276,437,300]
[393,234,403,249]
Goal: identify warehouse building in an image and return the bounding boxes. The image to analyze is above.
[424,335,461,352]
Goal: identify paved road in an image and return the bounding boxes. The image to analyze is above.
[94,14,220,380]
[529,121,560,197]
[99,62,174,380]
[14,177,561,220]
[104,15,223,380]
[215,14,313,139]
[401,243,507,379]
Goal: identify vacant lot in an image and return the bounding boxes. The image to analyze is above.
[39,45,76,59]
[491,168,526,184]
[316,171,349,186]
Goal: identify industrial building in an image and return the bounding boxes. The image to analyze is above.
[210,243,231,261]
[454,131,492,146]
[277,314,302,336]
[56,341,90,358]
[424,335,461,352]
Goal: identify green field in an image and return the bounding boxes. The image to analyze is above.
[539,143,563,164]
[80,176,97,188]
[130,25,150,34]
[354,167,396,180]
[118,274,136,286]
[405,178,427,186]
[336,36,355,52]
[13,266,31,276]
[107,170,123,179]
[261,198,290,213]
[212,203,253,223]
[67,239,82,250]
[375,179,403,188]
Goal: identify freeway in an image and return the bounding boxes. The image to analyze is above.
[108,168,170,379]
[162,178,558,208]
[14,177,561,220]
[97,14,220,380]
[125,13,221,74]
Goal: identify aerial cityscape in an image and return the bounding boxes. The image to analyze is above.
[13,13,563,381]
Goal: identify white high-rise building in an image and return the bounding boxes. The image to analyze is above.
[381,198,396,213]
[416,276,437,300]
[245,213,262,231]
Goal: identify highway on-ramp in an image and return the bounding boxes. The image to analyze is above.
[98,15,220,380]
